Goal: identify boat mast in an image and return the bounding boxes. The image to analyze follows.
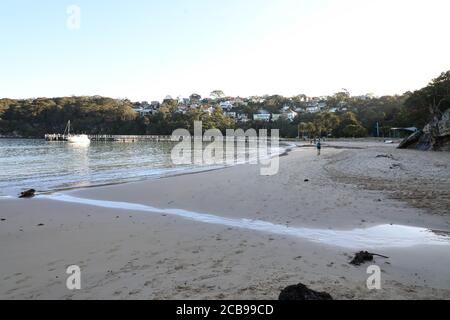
[64,120,71,137]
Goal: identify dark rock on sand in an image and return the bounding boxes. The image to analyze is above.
[398,130,423,149]
[19,189,36,199]
[399,108,450,151]
[279,283,333,300]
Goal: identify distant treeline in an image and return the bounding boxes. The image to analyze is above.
[1,72,449,138]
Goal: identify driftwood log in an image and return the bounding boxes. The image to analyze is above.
[350,251,389,266]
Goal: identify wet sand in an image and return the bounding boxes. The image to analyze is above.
[1,141,450,299]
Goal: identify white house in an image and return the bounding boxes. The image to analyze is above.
[225,111,237,118]
[272,114,281,121]
[220,101,233,111]
[254,114,271,121]
[282,109,298,121]
[202,106,214,115]
[306,106,321,113]
[281,105,291,112]
[253,109,271,121]
[133,107,154,117]
[237,114,249,122]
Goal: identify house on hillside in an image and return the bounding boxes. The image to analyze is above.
[133,101,156,117]
[225,111,237,119]
[237,114,249,123]
[220,101,233,111]
[306,106,321,113]
[281,109,298,121]
[202,106,214,115]
[151,101,160,109]
[253,109,271,121]
[272,114,281,121]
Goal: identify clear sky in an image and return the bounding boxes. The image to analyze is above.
[1,0,449,101]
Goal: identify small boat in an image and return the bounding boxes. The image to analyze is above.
[64,121,91,145]
[67,134,91,144]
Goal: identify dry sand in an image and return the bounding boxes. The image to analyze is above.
[1,140,450,300]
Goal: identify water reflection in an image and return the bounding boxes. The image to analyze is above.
[0,139,183,196]
[0,139,283,196]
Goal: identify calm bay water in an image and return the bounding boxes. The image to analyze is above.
[0,139,206,197]
[0,139,277,197]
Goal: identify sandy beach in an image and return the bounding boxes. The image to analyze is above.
[1,140,450,300]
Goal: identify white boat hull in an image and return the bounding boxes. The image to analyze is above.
[67,135,91,144]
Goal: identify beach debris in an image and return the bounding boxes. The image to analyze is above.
[279,283,333,300]
[37,223,45,227]
[304,179,310,182]
[390,163,404,170]
[350,251,389,266]
[376,154,395,160]
[1,219,6,222]
[19,189,36,199]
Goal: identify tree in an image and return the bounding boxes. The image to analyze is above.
[404,71,450,128]
[316,112,340,137]
[210,90,225,100]
[299,122,308,138]
[327,90,350,109]
[333,112,362,136]
[298,121,319,139]
[342,124,367,138]
[189,93,202,102]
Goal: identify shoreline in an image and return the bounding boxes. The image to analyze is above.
[1,141,450,299]
[0,138,294,198]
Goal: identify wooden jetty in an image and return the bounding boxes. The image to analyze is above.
[45,134,175,142]
[45,134,258,143]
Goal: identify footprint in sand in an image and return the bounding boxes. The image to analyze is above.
[129,289,142,295]
[15,275,32,284]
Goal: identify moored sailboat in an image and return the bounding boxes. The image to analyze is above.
[64,121,90,145]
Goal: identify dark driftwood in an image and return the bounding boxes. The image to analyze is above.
[350,251,389,266]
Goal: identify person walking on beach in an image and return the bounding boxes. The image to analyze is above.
[316,140,322,156]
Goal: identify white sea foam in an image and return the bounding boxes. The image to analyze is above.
[43,194,450,250]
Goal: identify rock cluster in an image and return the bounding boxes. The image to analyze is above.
[399,108,450,151]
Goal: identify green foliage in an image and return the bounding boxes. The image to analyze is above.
[404,71,450,128]
[210,90,225,99]
[0,96,137,137]
[1,71,448,139]
[342,125,368,138]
